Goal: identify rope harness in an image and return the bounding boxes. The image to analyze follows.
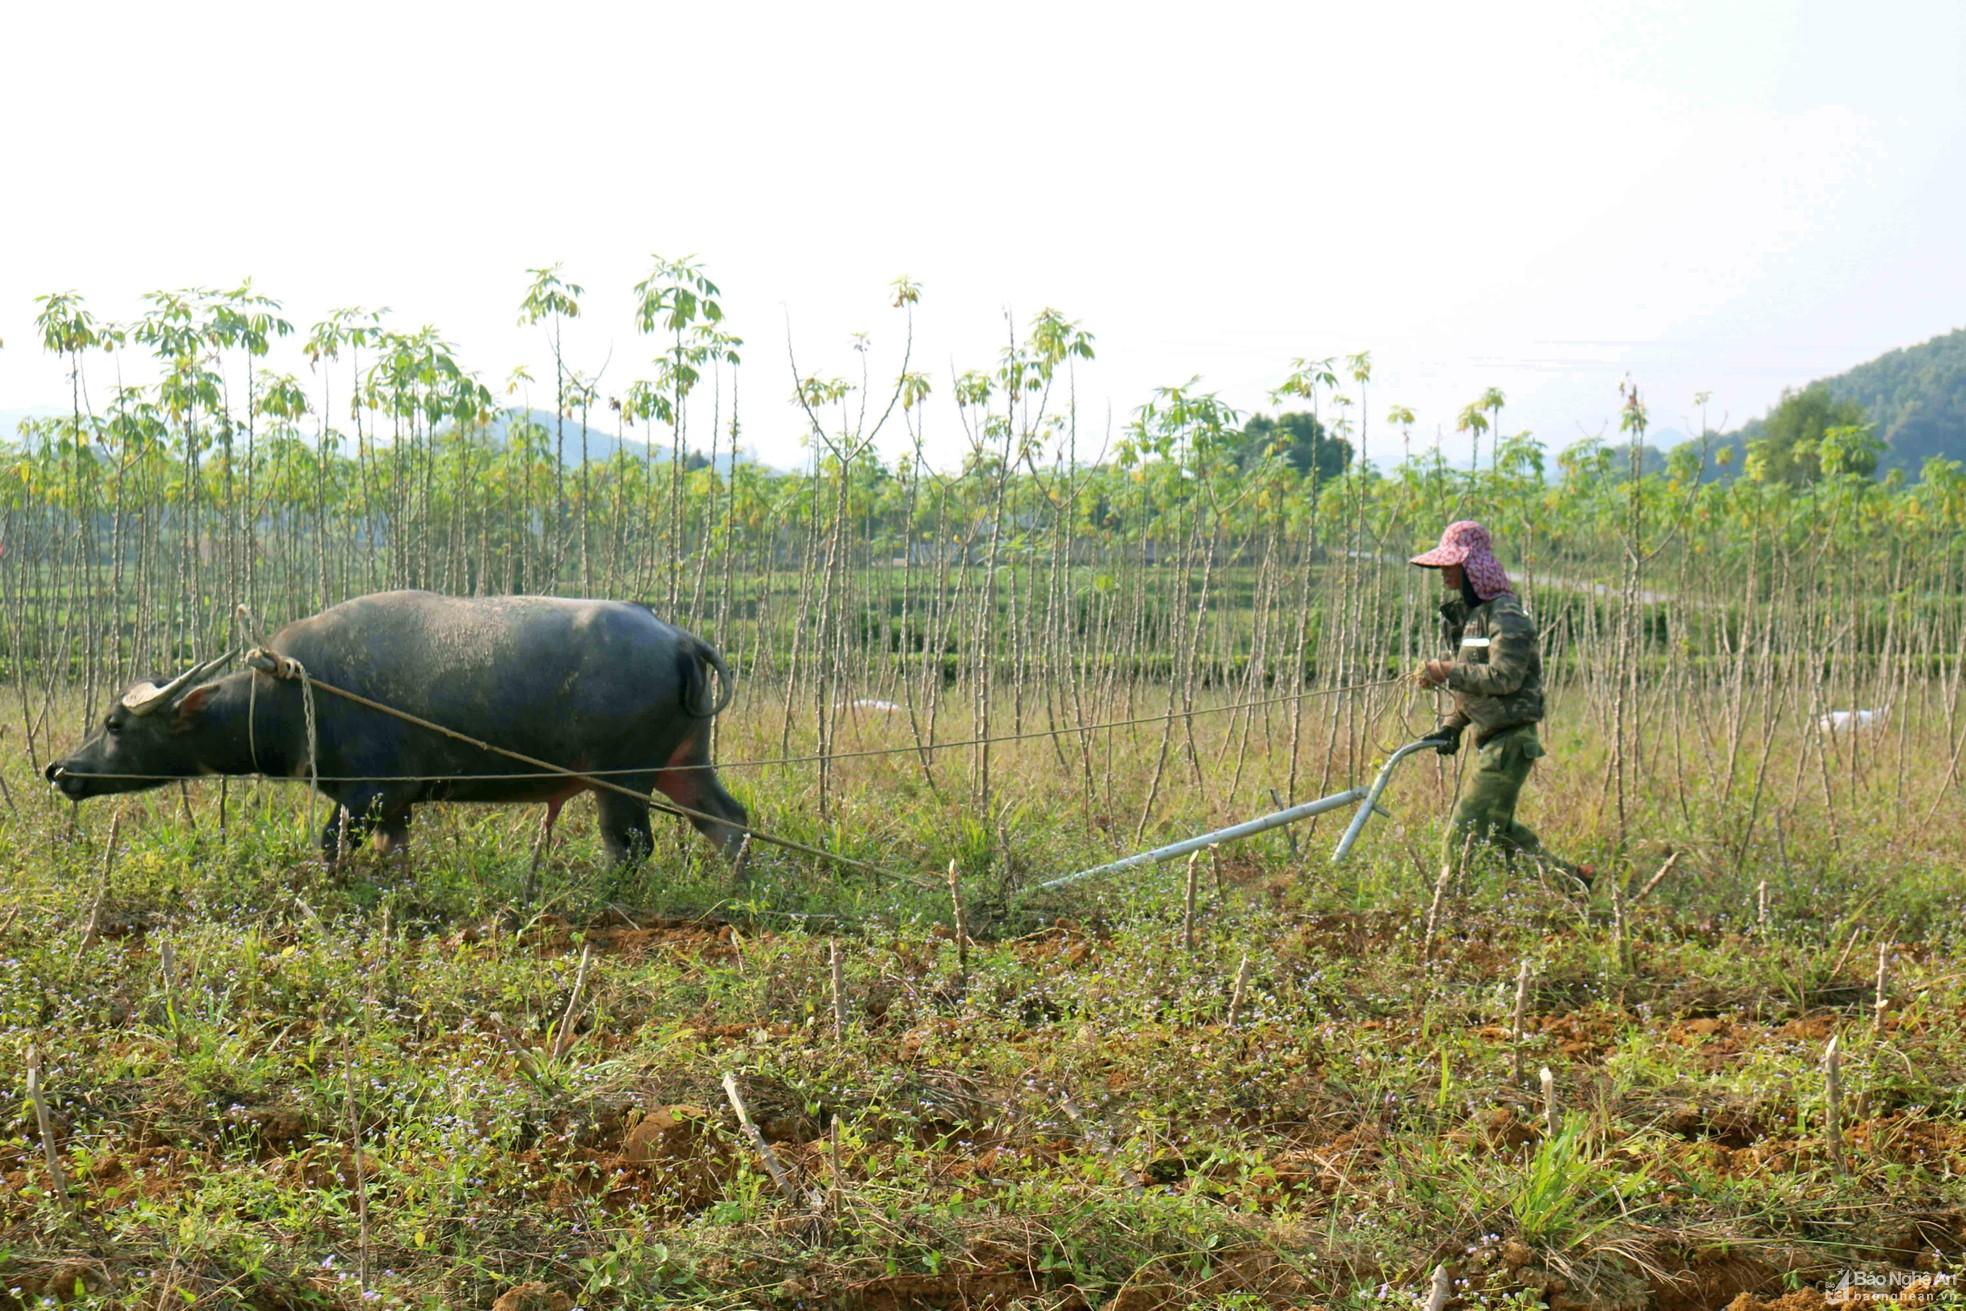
[246,647,320,843]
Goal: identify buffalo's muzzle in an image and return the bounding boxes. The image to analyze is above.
[45,762,83,799]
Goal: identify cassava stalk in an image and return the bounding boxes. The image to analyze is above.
[26,1042,71,1210]
[1227,952,1252,1027]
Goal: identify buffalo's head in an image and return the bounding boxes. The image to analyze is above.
[45,651,236,801]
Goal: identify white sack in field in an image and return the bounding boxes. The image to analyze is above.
[1818,708,1881,732]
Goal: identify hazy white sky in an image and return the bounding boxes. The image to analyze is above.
[3,0,1962,469]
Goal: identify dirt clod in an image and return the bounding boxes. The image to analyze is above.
[621,1103,731,1207]
[1650,1252,1780,1311]
[5,1264,110,1306]
[1722,1291,1830,1311]
[490,1281,571,1311]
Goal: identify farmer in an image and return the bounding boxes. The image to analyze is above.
[1409,520,1587,885]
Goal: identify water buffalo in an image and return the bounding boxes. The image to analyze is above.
[45,590,750,863]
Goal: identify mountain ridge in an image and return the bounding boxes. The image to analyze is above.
[452,407,751,474]
[1726,326,1966,476]
[1,406,753,475]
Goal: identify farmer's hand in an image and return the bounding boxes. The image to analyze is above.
[1415,659,1453,688]
[1427,723,1465,756]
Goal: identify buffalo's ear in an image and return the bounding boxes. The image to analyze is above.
[173,683,221,727]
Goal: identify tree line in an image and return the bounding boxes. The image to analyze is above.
[4,270,1963,839]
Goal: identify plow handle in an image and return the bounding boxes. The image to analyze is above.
[1330,738,1440,865]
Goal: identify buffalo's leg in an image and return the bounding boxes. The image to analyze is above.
[320,789,414,864]
[652,763,749,859]
[523,795,575,903]
[698,774,750,858]
[597,791,654,867]
[320,800,376,862]
[369,807,413,861]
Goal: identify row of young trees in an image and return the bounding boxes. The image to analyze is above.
[5,270,1964,848]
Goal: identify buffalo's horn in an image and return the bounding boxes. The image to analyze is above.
[121,648,239,716]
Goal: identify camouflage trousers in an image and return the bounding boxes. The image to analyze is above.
[1443,723,1566,874]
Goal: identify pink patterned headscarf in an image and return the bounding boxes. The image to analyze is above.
[1409,520,1513,600]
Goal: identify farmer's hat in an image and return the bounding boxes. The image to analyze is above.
[1409,520,1512,601]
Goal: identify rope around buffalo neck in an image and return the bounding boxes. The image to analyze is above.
[299,662,318,841]
[246,647,319,842]
[248,671,259,774]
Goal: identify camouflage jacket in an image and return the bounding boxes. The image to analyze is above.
[1438,591,1545,741]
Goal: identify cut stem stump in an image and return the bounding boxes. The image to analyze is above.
[1226,952,1252,1027]
[75,808,122,959]
[551,943,592,1062]
[159,938,185,1055]
[1609,873,1627,968]
[1831,926,1864,978]
[1511,960,1531,1086]
[828,939,847,1040]
[341,1032,372,1290]
[945,859,969,981]
[1182,852,1200,955]
[1823,1035,1845,1174]
[1423,1262,1453,1311]
[1629,851,1680,906]
[1422,860,1454,962]
[723,1070,813,1208]
[26,1042,71,1210]
[1874,943,1891,1028]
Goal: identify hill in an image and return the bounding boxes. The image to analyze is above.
[4,405,755,474]
[1814,326,1966,473]
[0,408,59,441]
[458,407,751,474]
[1728,327,1966,476]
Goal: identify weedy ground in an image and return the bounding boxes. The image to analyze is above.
[3,692,1965,1311]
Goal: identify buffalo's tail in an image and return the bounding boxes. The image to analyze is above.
[682,636,737,718]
